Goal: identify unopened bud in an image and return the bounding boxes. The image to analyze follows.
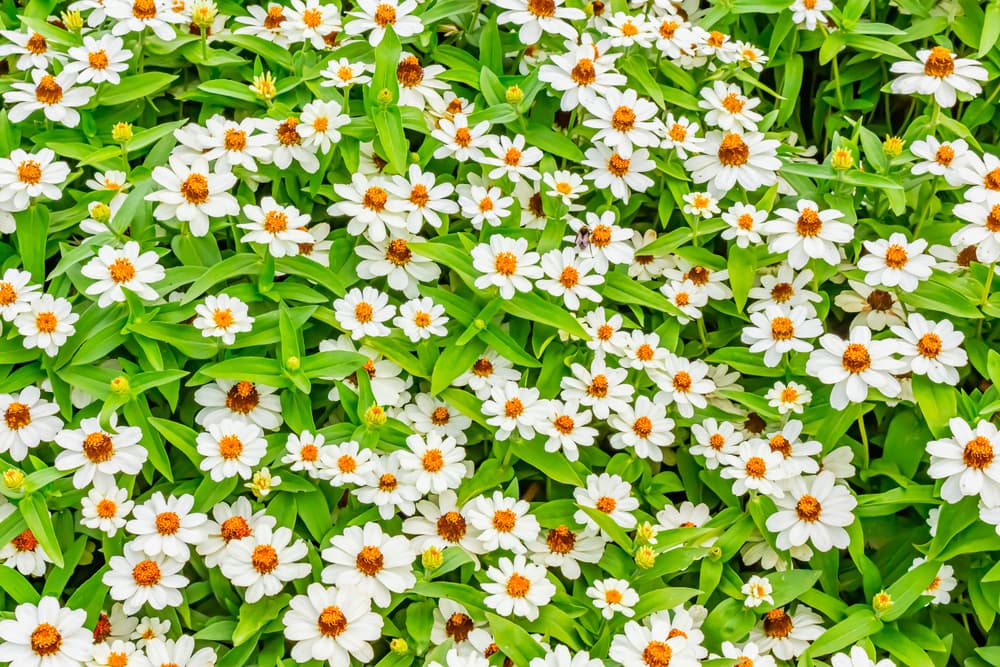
[635,521,658,545]
[190,0,218,28]
[389,638,409,654]
[883,135,904,157]
[110,376,130,394]
[422,546,443,570]
[250,72,277,101]
[872,590,893,613]
[3,469,24,490]
[246,467,281,498]
[61,10,85,32]
[376,88,393,106]
[90,202,112,223]
[111,122,133,143]
[364,405,387,428]
[505,86,523,105]
[708,545,723,560]
[286,356,300,371]
[474,318,486,330]
[634,545,656,569]
[831,147,854,170]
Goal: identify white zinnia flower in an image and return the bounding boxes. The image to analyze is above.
[81,242,165,308]
[890,46,988,108]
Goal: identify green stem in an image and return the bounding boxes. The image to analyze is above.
[912,176,938,237]
[981,264,995,307]
[857,413,868,452]
[830,52,845,109]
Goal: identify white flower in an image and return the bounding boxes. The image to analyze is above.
[530,646,603,667]
[535,400,598,463]
[4,70,94,128]
[766,380,812,415]
[0,507,51,576]
[831,646,897,667]
[401,393,471,444]
[0,386,62,462]
[386,165,458,231]
[891,313,967,385]
[395,53,450,109]
[196,418,267,481]
[103,545,188,615]
[561,357,633,420]
[0,148,69,211]
[607,396,675,462]
[698,81,763,132]
[194,380,283,430]
[806,326,904,409]
[909,557,958,605]
[81,242,164,308]
[467,491,540,554]
[543,170,588,206]
[761,199,854,269]
[321,524,415,607]
[537,248,603,310]
[682,191,720,218]
[833,281,906,331]
[722,202,766,248]
[686,131,781,196]
[661,113,703,158]
[284,0,342,48]
[401,491,484,555]
[539,41,627,112]
[88,639,148,667]
[741,305,822,367]
[106,0,182,39]
[201,116,276,173]
[431,113,492,162]
[526,524,605,579]
[129,617,169,648]
[320,58,373,88]
[283,583,383,666]
[0,269,39,322]
[482,555,556,621]
[282,431,326,477]
[397,431,468,495]
[609,618,699,667]
[661,279,708,323]
[192,294,254,345]
[81,482,134,537]
[586,578,638,619]
[742,575,774,608]
[195,497,277,568]
[484,135,544,183]
[690,418,743,470]
[890,46,988,107]
[54,414,146,489]
[721,439,789,498]
[328,174,406,243]
[344,0,423,46]
[142,637,214,667]
[429,649,489,667]
[333,286,395,340]
[352,452,421,520]
[221,525,311,603]
[568,211,634,272]
[650,356,716,418]
[472,235,543,299]
[493,0,583,42]
[790,0,832,30]
[582,144,655,203]
[951,199,1000,262]
[239,197,313,257]
[15,295,78,357]
[857,233,935,292]
[454,350,522,400]
[0,29,62,71]
[582,307,627,355]
[265,117,321,173]
[749,606,825,660]
[359,236,441,298]
[584,88,663,154]
[927,417,1000,506]
[910,136,971,185]
[146,156,239,237]
[394,297,449,342]
[748,265,822,314]
[766,472,857,551]
[719,641,776,667]
[0,597,93,667]
[318,439,374,487]
[573,473,639,531]
[125,492,208,561]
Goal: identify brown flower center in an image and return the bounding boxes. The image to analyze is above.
[717,133,750,166]
[25,33,47,54]
[866,290,894,311]
[587,374,609,398]
[436,511,467,542]
[378,473,397,491]
[841,343,871,373]
[770,317,794,340]
[180,173,209,204]
[445,613,474,642]
[220,516,251,541]
[923,46,955,78]
[771,282,793,302]
[83,432,114,462]
[356,545,384,575]
[964,436,994,469]
[642,641,673,667]
[764,609,793,638]
[251,544,279,573]
[317,606,347,637]
[225,381,260,414]
[430,407,450,425]
[12,529,38,552]
[796,208,822,237]
[546,525,576,554]
[492,509,517,532]
[396,55,424,87]
[795,494,822,521]
[4,402,31,430]
[277,119,301,146]
[472,358,494,376]
[611,106,636,132]
[571,59,596,85]
[30,624,62,656]
[35,75,63,105]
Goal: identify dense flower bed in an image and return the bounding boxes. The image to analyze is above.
[0,0,998,666]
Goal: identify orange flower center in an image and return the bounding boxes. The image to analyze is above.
[132,560,161,586]
[220,516,251,541]
[317,606,347,637]
[505,573,532,597]
[571,59,596,85]
[964,436,994,469]
[492,509,517,532]
[884,244,908,269]
[436,511,467,542]
[180,173,209,204]
[923,46,955,78]
[35,312,57,333]
[642,641,673,667]
[88,50,109,69]
[356,545,384,575]
[30,624,62,656]
[494,251,518,276]
[795,494,822,521]
[374,3,396,26]
[83,432,114,462]
[841,343,871,373]
[252,544,279,573]
[218,434,243,459]
[770,316,794,340]
[796,208,822,236]
[745,456,767,478]
[155,512,180,535]
[546,525,576,554]
[396,56,423,87]
[109,257,136,284]
[718,133,750,166]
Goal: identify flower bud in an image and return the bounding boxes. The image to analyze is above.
[831,147,854,170]
[634,546,656,569]
[376,88,393,106]
[110,376,130,395]
[389,638,409,654]
[111,122,133,143]
[364,405,387,428]
[505,86,523,105]
[89,202,112,223]
[708,545,723,560]
[635,521,658,545]
[882,135,904,157]
[250,72,277,101]
[872,590,893,614]
[3,469,24,490]
[61,10,85,32]
[246,467,281,498]
[286,356,300,371]
[422,546,443,570]
[190,0,218,28]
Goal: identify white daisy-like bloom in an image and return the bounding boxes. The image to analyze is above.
[328,173,407,243]
[483,135,544,183]
[741,530,813,571]
[660,112,703,158]
[686,131,781,196]
[143,636,214,667]
[543,170,588,207]
[560,357,634,420]
[537,248,603,311]
[650,355,716,419]
[909,556,958,606]
[603,12,655,49]
[472,235,543,299]
[195,497,277,568]
[3,69,95,128]
[663,259,733,302]
[857,233,935,292]
[454,350,522,400]
[627,230,671,281]
[429,599,491,649]
[196,418,267,482]
[535,400,598,463]
[766,471,857,552]
[284,0,342,48]
[0,507,51,577]
[129,616,169,648]
[956,152,1000,202]
[806,325,905,409]
[396,431,468,495]
[761,199,854,269]
[607,396,676,462]
[146,155,239,237]
[263,116,321,173]
[789,0,832,30]
[386,165,458,231]
[103,544,189,615]
[951,199,1000,262]
[192,294,254,346]
[742,575,774,608]
[333,286,395,340]
[830,646,897,667]
[539,40,627,112]
[282,430,327,477]
[698,80,763,132]
[467,490,540,554]
[927,417,1000,506]
[395,52,450,110]
[741,304,823,368]
[318,439,374,487]
[221,524,311,603]
[64,34,132,85]
[567,211,635,273]
[481,381,547,441]
[429,649,490,667]
[573,472,639,531]
[0,386,62,463]
[0,148,69,211]
[681,191,720,218]
[616,330,669,374]
[401,393,471,444]
[295,222,332,265]
[240,197,313,258]
[582,306,628,356]
[482,555,556,621]
[0,597,93,667]
[106,0,182,39]
[88,639,148,667]
[721,202,767,248]
[890,46,988,108]
[457,183,513,230]
[54,413,147,489]
[15,294,79,357]
[233,3,292,45]
[657,501,713,533]
[0,29,62,71]
[531,647,605,667]
[748,265,822,314]
[90,605,138,647]
[81,242,165,308]
[818,446,857,480]
[584,88,663,154]
[609,617,699,667]
[891,313,967,385]
[586,578,638,619]
[718,641,777,667]
[833,280,907,331]
[527,524,606,580]
[321,523,415,608]
[401,491,484,555]
[0,269,39,322]
[81,481,134,537]
[582,143,655,203]
[661,279,709,323]
[431,113,492,162]
[193,380,282,430]
[283,583,383,666]
[910,136,971,185]
[125,492,208,561]
[318,336,412,407]
[493,0,583,43]
[344,0,422,46]
[721,438,789,498]
[320,57,373,87]
[352,452,422,520]
[749,605,825,660]
[690,418,743,470]
[765,380,812,415]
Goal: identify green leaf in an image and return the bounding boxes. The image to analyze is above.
[18,493,63,568]
[181,253,261,304]
[99,73,178,106]
[631,588,701,619]
[233,595,290,645]
[501,291,589,339]
[911,374,957,439]
[0,565,40,604]
[804,608,883,658]
[486,613,547,665]
[17,206,49,282]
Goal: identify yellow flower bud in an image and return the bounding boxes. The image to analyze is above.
[250,72,277,101]
[111,122,133,143]
[505,86,523,105]
[389,639,409,654]
[883,135,904,157]
[61,10,85,32]
[422,546,444,570]
[110,376,130,394]
[90,202,112,224]
[634,546,656,569]
[286,356,301,371]
[873,590,893,613]
[364,405,387,428]
[635,521,658,545]
[3,469,24,490]
[190,0,218,28]
[831,147,854,170]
